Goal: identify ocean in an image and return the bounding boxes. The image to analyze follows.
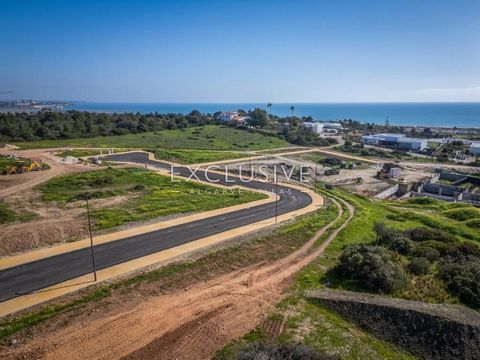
[64,102,480,128]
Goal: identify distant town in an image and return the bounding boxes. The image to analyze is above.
[0,99,68,112]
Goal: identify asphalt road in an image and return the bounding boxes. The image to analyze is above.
[0,152,312,302]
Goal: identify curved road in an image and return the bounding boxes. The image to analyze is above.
[0,152,312,302]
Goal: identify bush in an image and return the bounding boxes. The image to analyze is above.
[464,218,480,229]
[374,223,412,254]
[235,342,333,360]
[413,246,441,261]
[335,244,407,293]
[408,257,431,275]
[406,197,437,205]
[403,227,456,243]
[442,208,480,222]
[438,260,480,307]
[416,240,450,256]
[444,242,480,261]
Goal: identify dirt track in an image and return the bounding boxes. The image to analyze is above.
[0,149,99,256]
[0,149,78,198]
[3,196,353,360]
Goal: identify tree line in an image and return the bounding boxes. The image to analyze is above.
[0,110,215,142]
[0,109,337,147]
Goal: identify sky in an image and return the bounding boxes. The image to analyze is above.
[0,0,479,103]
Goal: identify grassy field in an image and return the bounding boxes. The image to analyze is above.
[0,201,16,224]
[55,149,124,158]
[154,149,251,164]
[14,125,289,150]
[39,167,267,230]
[292,189,478,303]
[0,201,38,225]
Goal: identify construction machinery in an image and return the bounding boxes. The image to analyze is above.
[1,160,43,175]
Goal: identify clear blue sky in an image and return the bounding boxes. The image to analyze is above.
[1,0,479,102]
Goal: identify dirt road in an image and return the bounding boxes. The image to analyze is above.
[3,196,353,360]
[0,149,85,198]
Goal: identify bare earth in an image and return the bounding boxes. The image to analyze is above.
[0,149,96,256]
[1,198,353,360]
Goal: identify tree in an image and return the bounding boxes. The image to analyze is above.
[267,102,272,115]
[335,244,407,293]
[290,105,295,117]
[248,108,269,127]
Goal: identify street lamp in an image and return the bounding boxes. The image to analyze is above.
[85,196,97,282]
[274,168,278,222]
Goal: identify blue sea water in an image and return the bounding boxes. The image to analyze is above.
[64,102,480,128]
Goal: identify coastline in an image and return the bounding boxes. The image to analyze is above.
[1,102,480,128]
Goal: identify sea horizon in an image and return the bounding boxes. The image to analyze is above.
[63,102,480,128]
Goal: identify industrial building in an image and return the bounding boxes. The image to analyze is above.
[303,122,324,134]
[304,122,343,134]
[470,142,480,156]
[361,133,427,151]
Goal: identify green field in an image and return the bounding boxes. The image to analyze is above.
[39,167,267,230]
[154,149,251,164]
[55,149,124,158]
[0,201,16,224]
[0,201,37,225]
[15,125,289,150]
[291,189,480,309]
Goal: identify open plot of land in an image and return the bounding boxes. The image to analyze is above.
[154,148,252,164]
[0,166,266,256]
[0,199,346,359]
[40,167,267,230]
[13,125,289,150]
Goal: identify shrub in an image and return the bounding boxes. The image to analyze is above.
[374,223,413,255]
[408,257,431,275]
[438,260,480,307]
[406,197,437,205]
[465,218,480,230]
[403,227,456,243]
[335,244,407,293]
[444,242,480,261]
[442,208,480,222]
[235,342,333,360]
[413,246,441,261]
[416,240,450,256]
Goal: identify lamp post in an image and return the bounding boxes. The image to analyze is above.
[85,196,97,282]
[275,170,278,222]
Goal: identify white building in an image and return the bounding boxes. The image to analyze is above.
[218,111,239,122]
[323,122,343,130]
[397,137,428,151]
[470,142,480,156]
[303,122,325,134]
[217,111,250,126]
[361,133,427,150]
[361,133,405,146]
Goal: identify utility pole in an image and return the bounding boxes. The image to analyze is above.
[86,196,97,282]
[275,170,278,222]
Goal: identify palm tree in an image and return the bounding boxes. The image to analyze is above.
[267,102,272,115]
[290,106,295,117]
